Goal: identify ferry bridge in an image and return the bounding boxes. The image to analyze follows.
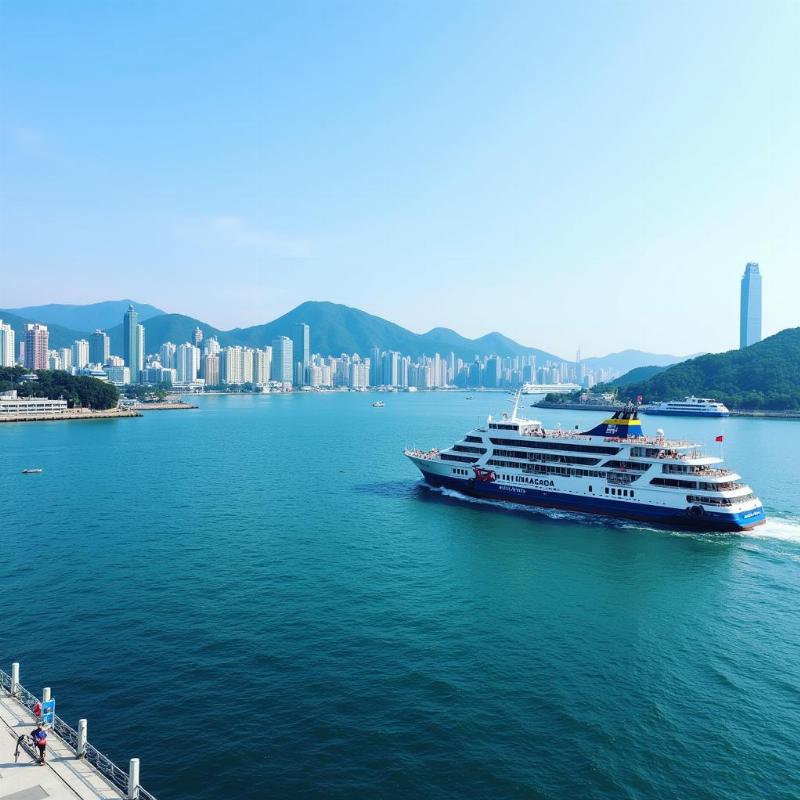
[0,663,158,800]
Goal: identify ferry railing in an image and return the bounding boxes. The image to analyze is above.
[1,665,159,800]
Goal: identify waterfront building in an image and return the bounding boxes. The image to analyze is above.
[241,347,255,383]
[159,342,177,370]
[72,338,90,368]
[222,346,243,384]
[382,351,400,387]
[0,389,68,415]
[201,354,220,386]
[137,324,145,376]
[0,319,15,366]
[271,336,293,383]
[105,365,130,385]
[90,330,110,365]
[24,323,49,370]
[740,262,762,348]
[292,323,311,385]
[123,305,140,382]
[107,354,124,367]
[177,342,200,383]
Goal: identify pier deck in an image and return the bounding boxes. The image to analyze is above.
[0,694,122,799]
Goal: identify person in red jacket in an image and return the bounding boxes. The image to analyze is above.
[31,721,47,765]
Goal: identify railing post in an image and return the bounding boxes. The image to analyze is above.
[77,719,87,758]
[10,662,19,697]
[128,758,140,799]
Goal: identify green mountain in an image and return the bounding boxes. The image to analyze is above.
[107,301,567,362]
[607,328,800,410]
[0,310,90,351]
[6,299,165,331]
[605,365,668,387]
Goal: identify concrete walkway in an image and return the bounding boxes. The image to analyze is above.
[0,694,122,800]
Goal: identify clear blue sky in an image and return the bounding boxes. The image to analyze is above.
[1,0,797,358]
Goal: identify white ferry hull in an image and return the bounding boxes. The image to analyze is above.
[413,465,764,532]
[641,409,729,417]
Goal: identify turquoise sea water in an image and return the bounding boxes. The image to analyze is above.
[1,392,799,800]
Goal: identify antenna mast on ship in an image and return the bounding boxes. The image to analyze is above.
[511,388,522,421]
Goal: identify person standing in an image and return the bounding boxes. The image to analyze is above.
[31,721,47,765]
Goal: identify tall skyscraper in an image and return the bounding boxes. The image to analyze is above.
[137,324,145,374]
[271,336,293,382]
[193,326,204,347]
[24,323,49,370]
[0,319,15,366]
[90,330,110,365]
[740,263,762,348]
[72,339,90,368]
[123,305,140,382]
[177,342,200,383]
[292,323,310,385]
[160,342,177,369]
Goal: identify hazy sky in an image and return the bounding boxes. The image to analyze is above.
[1,1,797,359]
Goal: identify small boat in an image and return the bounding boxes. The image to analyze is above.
[465,396,473,400]
[371,401,385,408]
[22,469,43,474]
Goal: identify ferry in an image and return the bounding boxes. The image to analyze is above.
[641,397,729,417]
[404,394,764,532]
[371,400,385,408]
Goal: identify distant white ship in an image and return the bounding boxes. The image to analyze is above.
[641,397,730,417]
[521,382,582,395]
[372,401,385,408]
[404,393,763,532]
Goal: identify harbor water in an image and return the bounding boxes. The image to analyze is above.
[1,392,798,799]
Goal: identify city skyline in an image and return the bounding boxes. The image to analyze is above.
[1,3,798,355]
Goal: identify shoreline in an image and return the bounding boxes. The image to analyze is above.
[0,407,143,423]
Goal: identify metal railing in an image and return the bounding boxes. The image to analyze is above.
[1,666,158,800]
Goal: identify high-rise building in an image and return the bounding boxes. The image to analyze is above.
[123,305,140,382]
[485,355,501,388]
[202,354,220,387]
[137,324,145,376]
[59,348,72,371]
[72,339,90,369]
[89,330,110,365]
[740,262,762,348]
[382,351,400,387]
[271,337,293,382]
[24,323,49,370]
[0,319,15,366]
[160,342,177,369]
[177,342,200,383]
[292,322,311,386]
[193,326,204,347]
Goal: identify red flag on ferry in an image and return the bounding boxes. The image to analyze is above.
[715,435,724,442]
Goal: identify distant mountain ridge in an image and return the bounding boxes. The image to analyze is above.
[6,299,166,332]
[3,299,693,371]
[0,309,89,351]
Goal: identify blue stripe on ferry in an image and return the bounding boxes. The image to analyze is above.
[419,471,766,532]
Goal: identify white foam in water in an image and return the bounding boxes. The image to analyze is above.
[424,483,800,543]
[745,516,800,544]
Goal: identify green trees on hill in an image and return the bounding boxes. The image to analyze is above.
[0,366,120,410]
[605,328,800,410]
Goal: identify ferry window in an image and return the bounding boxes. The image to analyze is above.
[604,488,608,494]
[623,490,628,497]
[630,490,634,498]
[589,485,593,492]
